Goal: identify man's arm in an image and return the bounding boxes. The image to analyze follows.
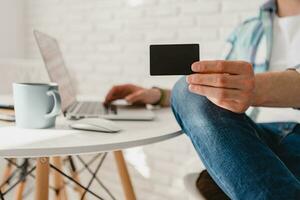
[186,60,300,113]
[157,70,300,108]
[104,62,300,111]
[253,69,300,108]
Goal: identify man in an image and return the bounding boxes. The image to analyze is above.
[105,0,300,199]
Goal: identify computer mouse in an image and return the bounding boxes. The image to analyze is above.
[69,118,121,133]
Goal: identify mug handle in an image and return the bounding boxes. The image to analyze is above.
[45,89,62,118]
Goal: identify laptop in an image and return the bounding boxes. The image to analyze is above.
[34,30,154,121]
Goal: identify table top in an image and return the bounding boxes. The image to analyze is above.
[0,108,182,158]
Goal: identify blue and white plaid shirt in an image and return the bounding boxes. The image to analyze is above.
[225,0,300,72]
[223,0,300,119]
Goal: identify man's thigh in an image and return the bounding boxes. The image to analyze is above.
[258,122,300,180]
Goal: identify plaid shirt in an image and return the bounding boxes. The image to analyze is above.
[224,0,300,72]
[223,0,300,118]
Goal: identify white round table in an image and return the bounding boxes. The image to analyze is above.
[0,108,182,200]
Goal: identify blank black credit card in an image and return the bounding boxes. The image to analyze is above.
[150,44,199,75]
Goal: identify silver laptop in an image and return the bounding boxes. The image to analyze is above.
[34,30,154,121]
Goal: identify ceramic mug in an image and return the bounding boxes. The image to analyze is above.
[13,83,61,129]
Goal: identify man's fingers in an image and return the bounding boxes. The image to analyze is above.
[104,85,133,103]
[189,60,255,113]
[125,91,144,104]
[104,87,123,103]
[207,97,244,113]
[188,84,243,100]
[186,74,252,90]
[191,60,253,75]
[104,87,117,103]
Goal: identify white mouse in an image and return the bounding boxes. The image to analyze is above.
[69,118,121,133]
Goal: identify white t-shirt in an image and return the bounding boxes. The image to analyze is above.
[256,14,300,123]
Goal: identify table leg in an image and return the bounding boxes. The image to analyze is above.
[114,150,136,200]
[52,157,68,200]
[35,157,49,200]
[67,156,85,200]
[15,159,29,200]
[15,181,26,200]
[70,170,85,200]
[1,158,15,192]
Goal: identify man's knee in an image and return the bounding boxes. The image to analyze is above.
[171,77,244,130]
[171,76,189,108]
[171,76,220,118]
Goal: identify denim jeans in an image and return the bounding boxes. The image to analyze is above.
[171,77,300,200]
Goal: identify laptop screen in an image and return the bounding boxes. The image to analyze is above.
[34,31,76,112]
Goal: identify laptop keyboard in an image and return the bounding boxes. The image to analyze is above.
[70,101,117,116]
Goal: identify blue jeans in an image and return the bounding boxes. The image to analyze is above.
[171,77,300,200]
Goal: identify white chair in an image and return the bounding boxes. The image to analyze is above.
[184,172,205,200]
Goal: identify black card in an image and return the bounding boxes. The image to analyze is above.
[150,44,199,75]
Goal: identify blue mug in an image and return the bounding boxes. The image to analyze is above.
[13,83,61,129]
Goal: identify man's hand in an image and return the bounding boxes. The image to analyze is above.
[104,84,161,105]
[186,60,255,113]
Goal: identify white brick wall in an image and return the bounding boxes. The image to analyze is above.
[1,0,266,199]
[23,0,265,97]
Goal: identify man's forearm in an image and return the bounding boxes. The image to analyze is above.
[253,69,300,107]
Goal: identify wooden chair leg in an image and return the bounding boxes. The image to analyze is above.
[1,158,15,192]
[67,156,85,200]
[51,157,68,200]
[114,150,136,200]
[15,181,26,200]
[35,157,49,200]
[15,159,29,200]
